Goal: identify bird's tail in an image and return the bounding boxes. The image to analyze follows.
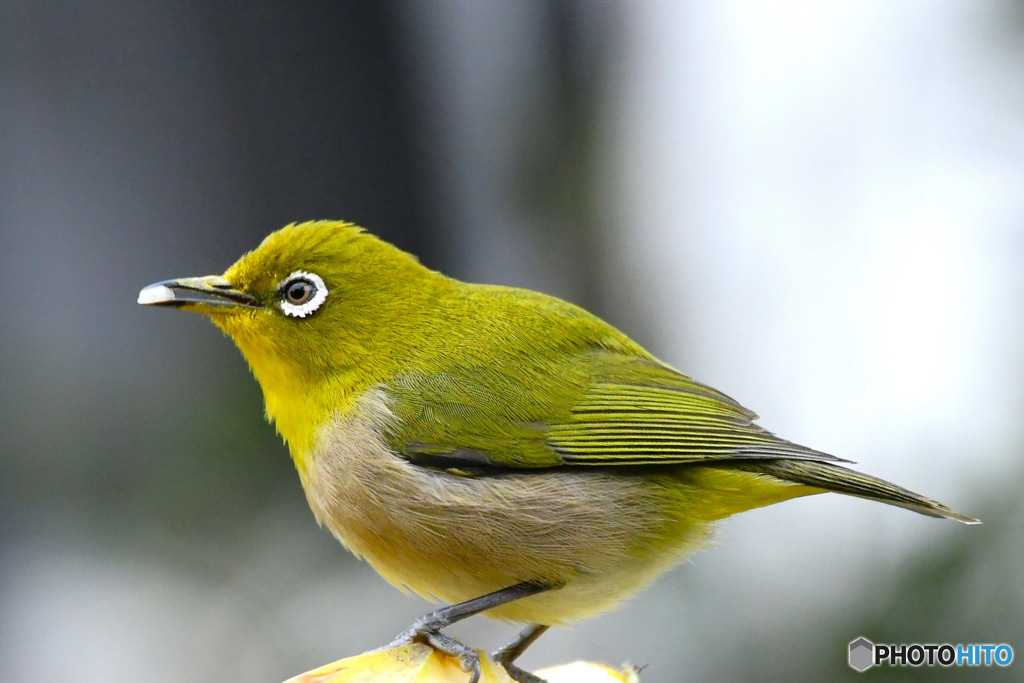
[735,460,980,524]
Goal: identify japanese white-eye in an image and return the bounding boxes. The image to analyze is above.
[139,221,977,683]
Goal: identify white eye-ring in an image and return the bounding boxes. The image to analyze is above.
[278,271,328,318]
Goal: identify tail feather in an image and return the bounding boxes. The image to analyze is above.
[736,460,980,524]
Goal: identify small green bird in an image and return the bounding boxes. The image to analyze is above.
[139,221,977,683]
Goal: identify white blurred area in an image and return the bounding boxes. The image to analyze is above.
[591,1,1024,676]
[2,2,1022,682]
[607,0,1023,482]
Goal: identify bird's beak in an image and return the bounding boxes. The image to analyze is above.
[137,276,262,313]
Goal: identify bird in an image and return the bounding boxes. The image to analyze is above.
[139,220,978,683]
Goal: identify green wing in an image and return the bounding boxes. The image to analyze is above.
[382,322,977,523]
[385,348,846,472]
[544,353,845,466]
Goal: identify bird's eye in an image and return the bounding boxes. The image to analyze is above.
[278,271,328,318]
[285,279,314,305]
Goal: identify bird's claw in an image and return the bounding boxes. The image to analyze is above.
[386,624,481,683]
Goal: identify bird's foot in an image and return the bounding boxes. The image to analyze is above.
[384,585,554,683]
[491,623,550,683]
[387,619,481,683]
[496,661,548,683]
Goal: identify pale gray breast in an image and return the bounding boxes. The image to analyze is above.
[302,388,711,621]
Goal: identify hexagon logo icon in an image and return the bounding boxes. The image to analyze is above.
[849,637,875,672]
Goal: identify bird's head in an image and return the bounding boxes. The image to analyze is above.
[139,220,440,457]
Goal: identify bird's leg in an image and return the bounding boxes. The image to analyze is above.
[492,624,550,683]
[386,581,553,683]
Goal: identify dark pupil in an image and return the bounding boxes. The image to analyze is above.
[286,280,312,304]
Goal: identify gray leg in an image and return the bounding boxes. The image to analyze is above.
[387,581,553,683]
[493,624,549,664]
[493,624,551,683]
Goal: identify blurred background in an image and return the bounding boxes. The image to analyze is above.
[1,1,1022,680]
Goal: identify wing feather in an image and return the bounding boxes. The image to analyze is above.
[546,353,847,465]
[387,348,846,471]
